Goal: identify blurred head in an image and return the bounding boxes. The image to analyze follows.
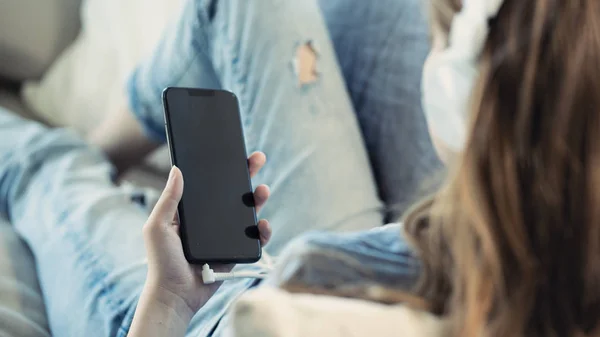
[421,0,488,164]
[406,0,600,336]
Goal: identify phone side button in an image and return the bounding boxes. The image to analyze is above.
[165,124,174,165]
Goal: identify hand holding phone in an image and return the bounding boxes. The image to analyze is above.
[138,161,271,324]
[162,87,269,264]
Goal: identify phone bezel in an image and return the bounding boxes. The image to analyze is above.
[162,87,262,265]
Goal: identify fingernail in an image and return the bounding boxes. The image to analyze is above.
[167,166,177,184]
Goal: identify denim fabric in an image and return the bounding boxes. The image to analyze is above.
[320,0,444,219]
[127,0,385,256]
[130,0,443,220]
[215,224,420,336]
[0,108,147,336]
[0,0,431,336]
[129,1,393,335]
[268,224,420,291]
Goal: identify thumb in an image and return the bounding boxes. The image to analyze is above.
[147,166,184,227]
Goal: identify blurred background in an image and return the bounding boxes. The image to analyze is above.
[0,0,186,189]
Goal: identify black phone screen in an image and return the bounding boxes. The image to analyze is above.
[163,88,260,264]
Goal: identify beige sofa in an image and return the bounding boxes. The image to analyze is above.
[0,0,76,115]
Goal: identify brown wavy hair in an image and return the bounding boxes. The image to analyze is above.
[402,0,600,336]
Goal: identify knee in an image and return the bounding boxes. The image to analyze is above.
[269,232,359,288]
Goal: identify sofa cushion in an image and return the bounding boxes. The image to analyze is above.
[0,0,81,81]
[21,0,183,135]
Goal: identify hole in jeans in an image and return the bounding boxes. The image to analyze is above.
[293,41,319,87]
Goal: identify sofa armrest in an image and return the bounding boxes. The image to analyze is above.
[0,0,82,81]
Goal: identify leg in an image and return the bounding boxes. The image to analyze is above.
[267,225,420,292]
[1,1,384,336]
[128,0,384,255]
[0,109,147,337]
[129,0,387,335]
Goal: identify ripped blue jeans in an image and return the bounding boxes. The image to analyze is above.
[0,0,420,336]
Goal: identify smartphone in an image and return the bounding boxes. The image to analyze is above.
[162,87,261,264]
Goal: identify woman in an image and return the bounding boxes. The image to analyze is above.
[136,0,600,336]
[0,1,415,336]
[1,0,595,337]
[408,0,600,336]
